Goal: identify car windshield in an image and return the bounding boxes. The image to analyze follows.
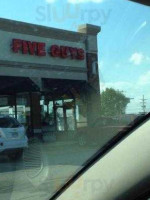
[0,117,21,128]
[0,0,149,200]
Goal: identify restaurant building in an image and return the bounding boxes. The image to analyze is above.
[0,18,101,138]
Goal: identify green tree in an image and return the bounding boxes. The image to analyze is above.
[100,88,130,116]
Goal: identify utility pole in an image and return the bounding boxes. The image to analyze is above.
[140,95,147,114]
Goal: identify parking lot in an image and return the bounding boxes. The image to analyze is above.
[0,139,98,200]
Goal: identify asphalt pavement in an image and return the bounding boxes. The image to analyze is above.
[0,139,98,200]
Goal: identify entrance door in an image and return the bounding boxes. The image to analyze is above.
[16,93,31,130]
[55,99,76,132]
[56,106,65,131]
[65,107,76,131]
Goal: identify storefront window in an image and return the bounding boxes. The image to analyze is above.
[47,101,56,131]
[56,107,65,131]
[66,108,76,131]
[55,100,63,106]
[0,96,12,116]
[76,99,88,128]
[16,94,31,129]
[41,95,46,120]
[41,96,56,132]
[64,99,76,131]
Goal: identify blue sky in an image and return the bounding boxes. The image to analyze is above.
[0,0,149,114]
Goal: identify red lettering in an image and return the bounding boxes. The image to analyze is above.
[69,47,77,59]
[37,42,46,56]
[12,39,22,53]
[77,48,85,60]
[12,39,85,61]
[28,41,37,55]
[22,41,38,55]
[50,45,60,57]
[22,41,28,54]
[60,46,69,58]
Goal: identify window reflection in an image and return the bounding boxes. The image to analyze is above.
[0,1,149,200]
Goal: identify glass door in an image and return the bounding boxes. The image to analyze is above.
[16,93,31,129]
[63,99,76,132]
[65,108,76,131]
[55,100,65,132]
[56,106,65,131]
[53,99,76,132]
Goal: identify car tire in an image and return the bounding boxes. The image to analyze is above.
[8,149,23,161]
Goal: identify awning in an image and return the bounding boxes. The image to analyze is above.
[0,76,40,95]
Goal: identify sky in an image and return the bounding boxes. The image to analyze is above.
[0,0,149,114]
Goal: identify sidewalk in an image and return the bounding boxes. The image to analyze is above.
[28,137,77,147]
[46,140,77,147]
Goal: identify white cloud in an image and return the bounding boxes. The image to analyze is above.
[129,52,144,65]
[68,0,104,4]
[138,70,150,85]
[45,0,56,3]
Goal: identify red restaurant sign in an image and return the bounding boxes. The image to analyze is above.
[12,39,85,60]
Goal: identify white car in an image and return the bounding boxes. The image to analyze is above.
[0,115,28,160]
